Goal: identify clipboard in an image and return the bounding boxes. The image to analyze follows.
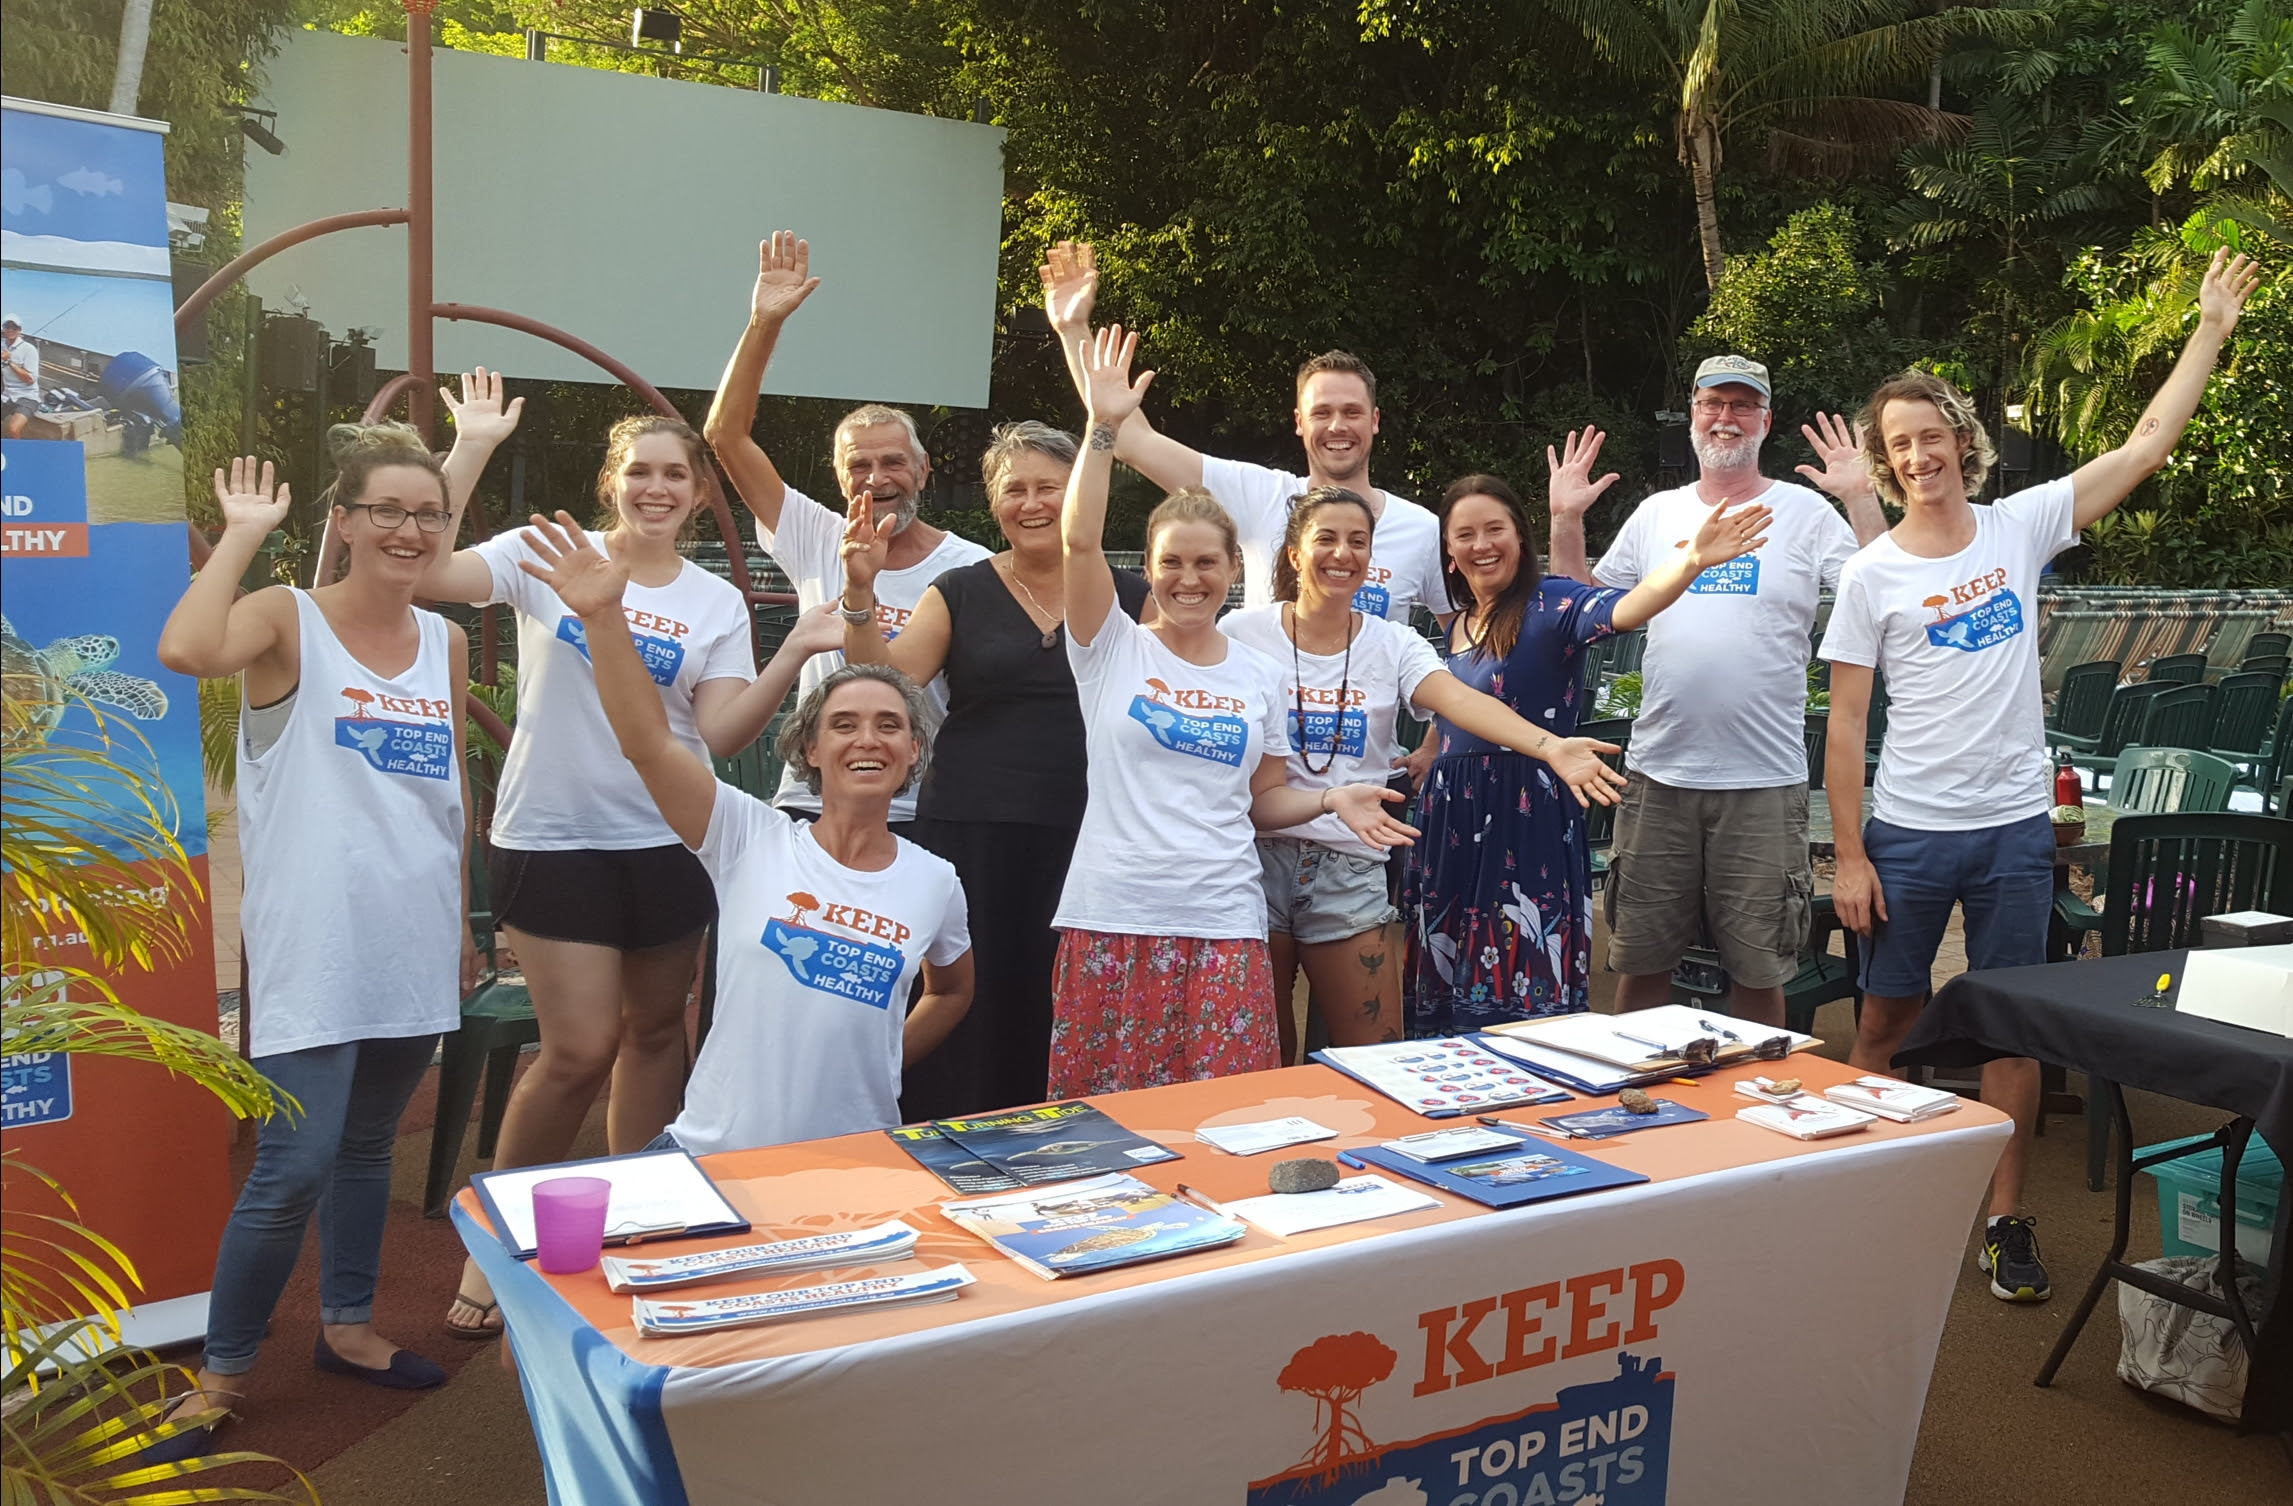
[471,1148,749,1260]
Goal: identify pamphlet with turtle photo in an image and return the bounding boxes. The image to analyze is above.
[940,1172,1246,1278]
[931,1102,1182,1186]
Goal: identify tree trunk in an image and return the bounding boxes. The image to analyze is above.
[109,0,155,116]
[1687,125,1725,290]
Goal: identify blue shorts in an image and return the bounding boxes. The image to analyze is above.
[1857,814,2055,997]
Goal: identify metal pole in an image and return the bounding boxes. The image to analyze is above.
[174,209,410,338]
[406,1,439,439]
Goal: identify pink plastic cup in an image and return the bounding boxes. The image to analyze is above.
[531,1176,612,1274]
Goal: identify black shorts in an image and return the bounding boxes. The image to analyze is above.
[486,843,716,951]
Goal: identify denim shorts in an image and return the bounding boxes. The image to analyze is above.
[1257,837,1399,944]
[1857,813,2055,997]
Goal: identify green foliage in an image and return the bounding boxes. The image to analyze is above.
[1688,204,1918,428]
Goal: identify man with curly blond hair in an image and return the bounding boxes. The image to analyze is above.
[1819,249,2261,1306]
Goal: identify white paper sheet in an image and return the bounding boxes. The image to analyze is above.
[480,1151,742,1251]
[1193,1117,1341,1156]
[1223,1175,1442,1237]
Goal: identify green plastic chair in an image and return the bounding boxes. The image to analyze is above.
[2144,652,2206,685]
[2046,659,2120,743]
[2242,630,2288,659]
[1804,710,1827,791]
[2055,813,2293,1189]
[2240,652,2289,678]
[1577,717,1632,886]
[2208,671,2284,764]
[2138,682,2217,752]
[423,836,540,1217]
[2105,747,2239,816]
[2066,681,2167,785]
[2258,696,2293,800]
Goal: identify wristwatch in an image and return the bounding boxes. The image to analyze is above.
[839,596,875,624]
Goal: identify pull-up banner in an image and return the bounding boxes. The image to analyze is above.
[1,96,228,1343]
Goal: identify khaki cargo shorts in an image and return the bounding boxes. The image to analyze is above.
[1602,771,1813,989]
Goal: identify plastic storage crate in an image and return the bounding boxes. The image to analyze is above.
[2138,1133,2283,1264]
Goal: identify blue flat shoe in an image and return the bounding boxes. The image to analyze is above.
[313,1335,445,1390]
[134,1395,235,1466]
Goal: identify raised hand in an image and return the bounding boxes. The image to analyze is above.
[516,510,629,618]
[2197,247,2261,335]
[781,601,847,659]
[838,494,894,591]
[440,366,524,449]
[213,457,291,537]
[1794,411,1873,501]
[1327,783,1420,851]
[1080,324,1154,429]
[1688,497,1771,569]
[1546,428,1620,520]
[750,230,821,327]
[1039,240,1098,336]
[1541,735,1628,810]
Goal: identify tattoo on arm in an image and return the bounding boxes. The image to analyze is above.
[2139,416,2160,437]
[1089,424,1116,452]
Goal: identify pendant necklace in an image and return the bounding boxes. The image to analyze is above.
[1002,557,1062,650]
[1288,603,1354,777]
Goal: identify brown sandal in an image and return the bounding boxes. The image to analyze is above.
[444,1292,504,1340]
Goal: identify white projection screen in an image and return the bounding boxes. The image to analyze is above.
[244,30,1005,405]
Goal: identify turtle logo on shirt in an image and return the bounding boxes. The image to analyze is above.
[1128,679,1251,767]
[761,890,909,1010]
[554,609,688,686]
[332,685,453,779]
[1921,572,2024,652]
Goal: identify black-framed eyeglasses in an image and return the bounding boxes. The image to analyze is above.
[1690,397,1768,417]
[346,502,452,533]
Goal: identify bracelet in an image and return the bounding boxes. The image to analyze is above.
[839,596,875,624]
[1319,787,1335,813]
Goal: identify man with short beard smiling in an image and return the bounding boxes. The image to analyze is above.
[1549,355,1885,1029]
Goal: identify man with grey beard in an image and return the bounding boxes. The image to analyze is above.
[1547,355,1886,1025]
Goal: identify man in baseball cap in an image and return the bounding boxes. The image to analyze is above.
[1545,355,1886,1027]
[3,316,41,437]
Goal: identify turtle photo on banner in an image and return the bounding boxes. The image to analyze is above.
[1,94,229,1343]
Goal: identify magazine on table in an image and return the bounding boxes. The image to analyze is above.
[1822,1076,1962,1122]
[940,1172,1246,1279]
[1346,1134,1649,1209]
[1312,1037,1577,1117]
[602,1221,919,1294]
[471,1149,749,1260]
[1535,1098,1709,1140]
[932,1102,1182,1185]
[1488,1006,1815,1071]
[1736,1096,1876,1140]
[886,1124,1025,1194]
[630,1265,975,1336]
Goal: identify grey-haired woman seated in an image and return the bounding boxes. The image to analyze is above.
[517,511,976,1152]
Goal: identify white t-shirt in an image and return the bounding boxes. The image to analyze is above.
[670,784,971,1153]
[1199,456,1448,621]
[1055,608,1292,938]
[1820,478,2080,831]
[1594,480,1858,789]
[3,337,39,400]
[1220,605,1444,858]
[756,486,991,818]
[474,529,755,849]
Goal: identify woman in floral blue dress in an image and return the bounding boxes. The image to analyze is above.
[1406,474,1769,1034]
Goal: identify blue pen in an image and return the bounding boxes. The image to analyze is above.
[1336,1150,1366,1170]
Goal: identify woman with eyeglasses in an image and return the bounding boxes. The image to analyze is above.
[408,383,826,1340]
[150,420,488,1451]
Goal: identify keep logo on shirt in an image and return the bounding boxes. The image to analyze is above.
[876,602,912,640]
[332,685,454,780]
[1289,683,1369,759]
[555,605,689,687]
[1674,539,1761,596]
[1920,567,2024,652]
[1128,678,1251,767]
[762,891,909,1010]
[1352,564,1394,620]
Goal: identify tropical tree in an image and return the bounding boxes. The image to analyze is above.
[1276,1331,1397,1481]
[1548,0,2026,287]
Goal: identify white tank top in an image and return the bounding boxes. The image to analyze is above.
[236,590,465,1059]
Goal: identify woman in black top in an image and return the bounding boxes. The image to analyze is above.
[839,421,1149,1118]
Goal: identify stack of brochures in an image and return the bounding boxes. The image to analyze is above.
[940,1172,1247,1278]
[1481,1005,1817,1092]
[1822,1076,1962,1122]
[1735,1095,1876,1140]
[1221,1176,1441,1236]
[602,1221,919,1294]
[631,1265,975,1336]
[1348,1130,1649,1209]
[1311,1037,1576,1116]
[890,1103,1182,1192]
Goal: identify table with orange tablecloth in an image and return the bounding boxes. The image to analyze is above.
[454,1054,2009,1506]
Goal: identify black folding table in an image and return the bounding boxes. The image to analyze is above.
[1898,948,2292,1433]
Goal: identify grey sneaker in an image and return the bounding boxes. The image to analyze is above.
[1978,1215,2051,1302]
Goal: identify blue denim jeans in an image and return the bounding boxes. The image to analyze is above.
[202,1033,438,1375]
[1856,814,2056,998]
